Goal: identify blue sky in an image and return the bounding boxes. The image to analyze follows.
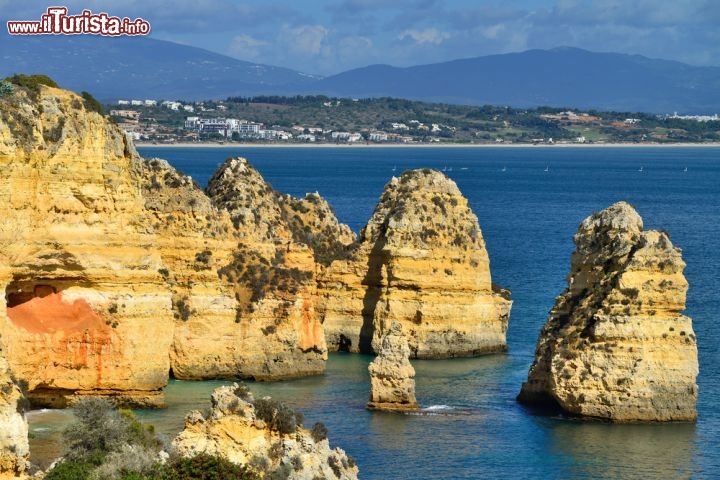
[3,1,720,75]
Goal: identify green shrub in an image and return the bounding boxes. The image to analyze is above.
[0,81,14,96]
[233,383,252,401]
[173,296,193,322]
[311,422,328,443]
[94,444,159,480]
[43,460,94,480]
[254,398,299,434]
[81,91,104,114]
[158,453,259,480]
[62,397,129,464]
[5,74,59,93]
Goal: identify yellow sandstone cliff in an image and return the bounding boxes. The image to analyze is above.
[0,83,345,406]
[318,169,512,358]
[205,158,332,379]
[517,202,699,422]
[0,343,29,480]
[0,83,173,407]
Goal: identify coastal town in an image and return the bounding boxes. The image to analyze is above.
[108,95,720,146]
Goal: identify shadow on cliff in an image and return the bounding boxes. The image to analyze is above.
[359,236,389,354]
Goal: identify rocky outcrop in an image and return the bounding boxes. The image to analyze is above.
[517,202,699,422]
[318,169,511,358]
[172,384,358,479]
[367,321,419,412]
[0,83,342,406]
[279,191,356,267]
[205,158,336,380]
[0,345,29,479]
[0,83,173,407]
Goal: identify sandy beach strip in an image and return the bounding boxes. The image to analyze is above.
[135,141,720,149]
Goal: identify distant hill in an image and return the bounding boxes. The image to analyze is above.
[0,34,319,100]
[2,35,720,113]
[307,47,720,114]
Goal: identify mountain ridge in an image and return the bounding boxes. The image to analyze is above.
[2,34,720,113]
[309,47,720,113]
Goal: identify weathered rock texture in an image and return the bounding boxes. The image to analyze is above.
[0,84,173,407]
[318,169,511,358]
[0,345,29,479]
[172,384,358,479]
[205,158,348,380]
[518,202,699,422]
[367,321,419,411]
[0,84,344,406]
[137,158,244,380]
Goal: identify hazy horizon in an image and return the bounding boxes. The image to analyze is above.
[2,1,719,76]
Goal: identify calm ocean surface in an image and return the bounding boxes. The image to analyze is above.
[28,146,720,478]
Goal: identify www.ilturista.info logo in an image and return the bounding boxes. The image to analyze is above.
[7,7,150,36]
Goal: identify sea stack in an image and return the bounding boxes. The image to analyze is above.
[203,157,338,380]
[518,202,699,422]
[172,384,359,480]
[318,168,511,358]
[367,321,419,412]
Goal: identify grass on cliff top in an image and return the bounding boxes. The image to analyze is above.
[1,74,103,114]
[4,74,59,93]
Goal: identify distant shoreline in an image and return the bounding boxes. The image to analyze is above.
[135,141,720,149]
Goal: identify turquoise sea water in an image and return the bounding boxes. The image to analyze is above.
[28,146,720,478]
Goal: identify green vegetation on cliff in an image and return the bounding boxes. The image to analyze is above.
[44,398,258,480]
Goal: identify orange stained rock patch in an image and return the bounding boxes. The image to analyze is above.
[7,292,109,335]
[298,296,321,351]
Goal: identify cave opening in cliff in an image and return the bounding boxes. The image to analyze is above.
[5,278,106,335]
[5,281,57,308]
[338,334,352,352]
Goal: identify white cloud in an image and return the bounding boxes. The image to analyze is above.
[480,24,506,40]
[337,35,373,54]
[228,34,269,60]
[280,24,329,56]
[398,27,450,45]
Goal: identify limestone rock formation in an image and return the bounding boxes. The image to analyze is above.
[318,169,511,358]
[0,82,341,406]
[367,321,419,411]
[205,157,348,380]
[278,191,356,267]
[0,82,173,407]
[138,157,248,380]
[172,384,359,480]
[517,202,699,422]
[0,345,29,479]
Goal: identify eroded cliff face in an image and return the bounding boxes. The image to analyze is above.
[0,83,355,403]
[138,158,248,380]
[367,321,419,412]
[0,344,29,480]
[172,385,359,480]
[318,169,511,358]
[517,202,698,422]
[0,85,173,407]
[205,158,341,380]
